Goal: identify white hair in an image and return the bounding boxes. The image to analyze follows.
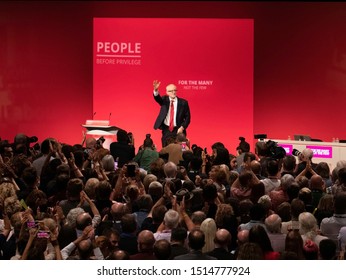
[66,207,85,227]
[299,212,317,238]
[163,209,179,229]
[164,161,178,178]
[302,148,313,160]
[265,214,282,233]
[281,174,295,189]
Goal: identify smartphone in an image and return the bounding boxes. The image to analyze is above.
[126,164,136,177]
[27,221,37,229]
[181,142,187,151]
[37,230,50,239]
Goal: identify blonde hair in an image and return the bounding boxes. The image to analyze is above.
[200,218,217,253]
[4,196,21,217]
[0,182,17,200]
[299,212,318,239]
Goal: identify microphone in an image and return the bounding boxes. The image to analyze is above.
[93,112,96,119]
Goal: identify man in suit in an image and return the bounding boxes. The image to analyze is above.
[153,80,191,147]
[207,229,234,260]
[173,229,216,260]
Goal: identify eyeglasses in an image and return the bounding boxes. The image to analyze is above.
[167,89,178,93]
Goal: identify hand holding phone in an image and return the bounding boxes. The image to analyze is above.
[181,142,187,151]
[37,230,50,239]
[126,164,136,178]
[27,221,37,229]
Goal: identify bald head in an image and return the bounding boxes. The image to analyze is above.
[302,148,313,161]
[237,229,249,245]
[86,137,96,149]
[108,250,130,260]
[310,174,324,190]
[76,212,92,231]
[250,160,262,175]
[111,202,126,220]
[191,211,207,226]
[214,229,231,248]
[77,239,93,259]
[138,230,155,252]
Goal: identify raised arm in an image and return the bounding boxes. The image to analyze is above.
[80,191,100,218]
[153,80,161,93]
[179,196,195,232]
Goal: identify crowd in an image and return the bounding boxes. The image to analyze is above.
[0,131,346,260]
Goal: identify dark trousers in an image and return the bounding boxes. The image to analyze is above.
[161,125,186,147]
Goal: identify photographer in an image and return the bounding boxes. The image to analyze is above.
[294,148,317,179]
[110,129,135,168]
[133,134,159,172]
[236,137,250,173]
[13,133,40,160]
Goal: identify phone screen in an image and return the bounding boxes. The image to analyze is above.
[27,221,37,229]
[181,142,186,151]
[127,164,136,177]
[37,231,50,239]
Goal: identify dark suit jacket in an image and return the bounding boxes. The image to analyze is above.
[153,94,191,130]
[207,247,234,260]
[173,250,217,260]
[109,142,135,168]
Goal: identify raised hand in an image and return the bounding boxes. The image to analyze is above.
[153,80,161,92]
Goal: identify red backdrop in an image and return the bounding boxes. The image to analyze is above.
[1,1,346,153]
[93,18,253,150]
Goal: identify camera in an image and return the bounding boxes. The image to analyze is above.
[265,140,286,160]
[27,136,38,144]
[254,134,267,140]
[32,143,40,151]
[254,134,267,142]
[96,136,105,149]
[292,149,302,157]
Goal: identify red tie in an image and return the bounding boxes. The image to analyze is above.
[169,100,174,132]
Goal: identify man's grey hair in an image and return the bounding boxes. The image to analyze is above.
[281,174,295,190]
[265,214,282,233]
[66,207,85,228]
[163,209,180,229]
[164,161,178,178]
